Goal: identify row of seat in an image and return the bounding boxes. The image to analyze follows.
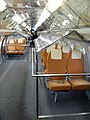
[6,38,26,55]
[42,44,90,102]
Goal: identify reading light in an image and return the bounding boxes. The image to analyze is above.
[26,13,30,18]
[0,0,7,11]
[68,14,73,20]
[26,26,30,31]
[62,19,69,26]
[25,5,29,8]
[37,1,40,6]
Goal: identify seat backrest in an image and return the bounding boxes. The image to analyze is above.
[15,38,26,51]
[42,44,56,68]
[8,39,16,51]
[88,46,90,72]
[42,49,47,67]
[46,44,56,53]
[46,49,66,80]
[56,43,62,49]
[67,50,84,78]
[62,45,71,64]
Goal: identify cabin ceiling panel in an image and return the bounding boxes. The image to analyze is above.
[65,0,88,14]
[49,12,75,30]
[34,0,47,7]
[1,0,90,37]
[60,5,79,27]
[65,0,89,26]
[80,7,90,25]
[42,0,90,31]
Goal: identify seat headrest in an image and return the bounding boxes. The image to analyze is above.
[51,49,62,59]
[57,43,62,49]
[9,39,14,43]
[18,39,23,43]
[47,44,55,53]
[71,50,82,59]
[62,45,70,53]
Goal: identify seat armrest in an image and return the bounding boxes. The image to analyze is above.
[85,76,90,81]
[66,76,72,80]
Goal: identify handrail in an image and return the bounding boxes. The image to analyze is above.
[32,48,90,77]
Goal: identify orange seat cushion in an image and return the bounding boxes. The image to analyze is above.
[7,51,16,54]
[14,51,25,54]
[7,51,25,55]
[48,80,71,91]
[69,79,90,90]
[42,49,47,67]
[8,45,16,51]
[67,50,84,79]
[15,39,26,51]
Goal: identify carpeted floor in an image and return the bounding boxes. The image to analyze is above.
[0,49,90,120]
[38,82,90,115]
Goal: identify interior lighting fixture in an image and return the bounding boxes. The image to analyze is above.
[62,19,69,26]
[0,0,7,11]
[22,22,27,27]
[12,14,26,24]
[68,14,73,20]
[34,0,64,30]
[46,0,64,13]
[26,13,30,18]
[26,26,30,31]
[37,1,40,6]
[34,8,51,30]
[25,5,29,8]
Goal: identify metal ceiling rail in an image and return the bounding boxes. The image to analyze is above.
[58,10,79,28]
[7,6,44,10]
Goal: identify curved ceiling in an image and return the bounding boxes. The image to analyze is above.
[0,0,90,40]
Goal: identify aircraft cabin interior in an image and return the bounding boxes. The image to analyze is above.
[0,0,90,120]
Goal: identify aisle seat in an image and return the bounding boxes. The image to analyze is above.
[48,80,71,91]
[7,39,16,54]
[47,49,71,91]
[7,39,15,51]
[42,49,47,68]
[15,38,26,51]
[67,50,90,90]
[7,38,26,55]
[56,43,62,49]
[62,45,71,65]
[42,44,56,69]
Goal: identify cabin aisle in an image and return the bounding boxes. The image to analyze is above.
[0,61,33,120]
